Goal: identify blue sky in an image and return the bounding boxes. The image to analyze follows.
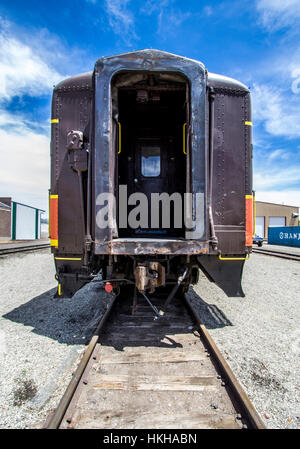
[0,0,299,214]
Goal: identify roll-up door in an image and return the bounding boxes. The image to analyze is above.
[269,216,285,227]
[15,204,35,239]
[255,216,265,238]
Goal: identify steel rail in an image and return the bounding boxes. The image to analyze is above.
[45,295,118,429]
[0,244,50,256]
[252,248,300,261]
[45,291,265,429]
[183,294,265,429]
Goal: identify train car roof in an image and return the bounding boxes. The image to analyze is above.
[95,48,205,68]
[54,71,93,91]
[207,72,249,92]
[53,49,249,94]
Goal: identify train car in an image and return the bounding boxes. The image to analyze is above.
[49,49,253,304]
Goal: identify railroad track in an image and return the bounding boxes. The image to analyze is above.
[0,243,50,256]
[45,288,264,429]
[252,248,300,261]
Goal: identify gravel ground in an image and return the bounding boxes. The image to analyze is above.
[189,253,300,429]
[256,244,300,255]
[0,249,112,428]
[0,249,299,429]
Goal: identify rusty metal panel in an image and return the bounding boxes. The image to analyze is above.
[93,50,207,253]
[208,73,252,254]
[50,73,93,254]
[95,238,209,255]
[214,227,245,254]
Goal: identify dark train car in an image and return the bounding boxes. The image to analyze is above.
[49,49,253,302]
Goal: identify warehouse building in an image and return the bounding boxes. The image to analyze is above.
[255,201,299,239]
[0,197,45,241]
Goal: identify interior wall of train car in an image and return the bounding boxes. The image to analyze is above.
[111,71,189,239]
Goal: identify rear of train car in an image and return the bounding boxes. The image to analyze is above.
[49,50,253,299]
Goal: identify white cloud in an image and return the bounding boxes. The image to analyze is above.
[141,0,190,36]
[254,166,300,191]
[255,190,300,208]
[0,109,48,134]
[105,0,137,43]
[256,0,300,30]
[0,128,49,191]
[290,57,300,94]
[0,20,66,212]
[203,6,213,17]
[268,149,289,161]
[0,26,62,101]
[0,112,50,211]
[252,83,300,138]
[141,0,171,15]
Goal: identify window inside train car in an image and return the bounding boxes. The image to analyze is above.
[141,145,161,177]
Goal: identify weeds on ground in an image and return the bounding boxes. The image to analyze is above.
[13,376,38,406]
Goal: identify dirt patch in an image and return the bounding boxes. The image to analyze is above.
[13,377,38,406]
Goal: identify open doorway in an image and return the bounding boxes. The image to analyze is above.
[112,71,189,239]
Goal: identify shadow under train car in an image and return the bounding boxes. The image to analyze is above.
[2,282,113,345]
[187,287,233,330]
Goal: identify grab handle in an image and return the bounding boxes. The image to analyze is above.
[183,123,187,155]
[117,122,121,154]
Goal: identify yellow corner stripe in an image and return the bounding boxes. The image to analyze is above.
[50,194,58,199]
[245,121,252,126]
[58,283,62,296]
[51,118,59,123]
[219,254,250,261]
[50,239,58,247]
[55,257,82,261]
[245,195,253,199]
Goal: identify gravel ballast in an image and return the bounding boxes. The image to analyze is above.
[0,249,299,428]
[0,249,112,428]
[189,253,300,429]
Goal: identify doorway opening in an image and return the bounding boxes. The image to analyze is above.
[112,71,189,238]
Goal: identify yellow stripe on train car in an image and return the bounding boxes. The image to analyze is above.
[219,254,250,261]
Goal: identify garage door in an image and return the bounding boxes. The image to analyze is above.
[15,203,35,239]
[255,216,265,238]
[269,216,285,227]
